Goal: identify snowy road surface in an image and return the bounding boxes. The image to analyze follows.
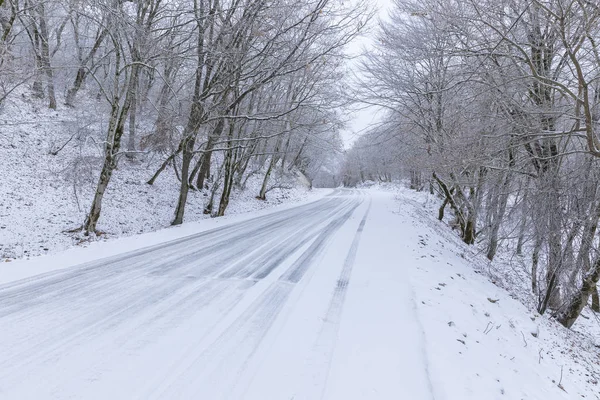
[0,189,434,399]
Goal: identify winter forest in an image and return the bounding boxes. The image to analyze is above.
[343,0,600,330]
[0,1,366,251]
[2,0,600,346]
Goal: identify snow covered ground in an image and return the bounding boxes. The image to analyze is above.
[0,91,314,262]
[0,188,330,285]
[0,187,598,399]
[392,185,600,400]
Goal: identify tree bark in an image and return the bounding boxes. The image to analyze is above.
[487,172,511,261]
[36,3,56,109]
[84,86,135,234]
[217,147,234,216]
[531,234,542,294]
[172,136,196,225]
[258,137,282,200]
[196,130,220,190]
[438,197,449,221]
[433,172,471,243]
[558,258,600,328]
[258,155,278,200]
[126,66,139,158]
[592,287,600,313]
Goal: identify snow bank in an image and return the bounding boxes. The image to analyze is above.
[390,185,600,400]
[0,186,330,285]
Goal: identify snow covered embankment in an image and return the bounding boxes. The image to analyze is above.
[391,186,600,400]
[0,94,317,263]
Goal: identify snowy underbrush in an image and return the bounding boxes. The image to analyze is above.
[0,91,313,262]
[355,180,400,191]
[383,182,600,399]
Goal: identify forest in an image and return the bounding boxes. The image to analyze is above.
[344,0,600,329]
[0,0,366,234]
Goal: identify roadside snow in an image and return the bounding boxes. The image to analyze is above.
[390,184,600,400]
[0,188,330,285]
[0,91,317,262]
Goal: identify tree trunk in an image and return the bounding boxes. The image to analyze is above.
[433,172,471,243]
[197,130,220,190]
[516,210,527,256]
[126,69,138,158]
[83,49,138,234]
[31,28,44,98]
[592,287,600,313]
[172,136,196,225]
[217,119,241,216]
[530,232,542,293]
[258,155,278,200]
[438,198,449,221]
[558,258,600,328]
[410,170,422,191]
[66,68,85,107]
[84,101,131,233]
[204,164,224,216]
[544,174,564,310]
[259,136,282,200]
[217,148,234,216]
[37,3,56,110]
[84,155,114,234]
[233,146,256,188]
[487,172,511,261]
[463,218,476,245]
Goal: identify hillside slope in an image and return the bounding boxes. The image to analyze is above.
[391,184,600,399]
[0,92,312,261]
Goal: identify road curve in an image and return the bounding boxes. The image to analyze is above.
[0,189,434,399]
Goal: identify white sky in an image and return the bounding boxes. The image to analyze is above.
[340,0,393,149]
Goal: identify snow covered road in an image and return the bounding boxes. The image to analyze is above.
[0,189,434,399]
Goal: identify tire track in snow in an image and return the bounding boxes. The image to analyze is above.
[36,278,251,396]
[279,201,361,284]
[0,196,339,301]
[0,197,341,339]
[143,196,363,400]
[221,198,357,280]
[295,199,372,399]
[0,197,346,390]
[103,201,357,355]
[0,192,366,399]
[253,199,359,281]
